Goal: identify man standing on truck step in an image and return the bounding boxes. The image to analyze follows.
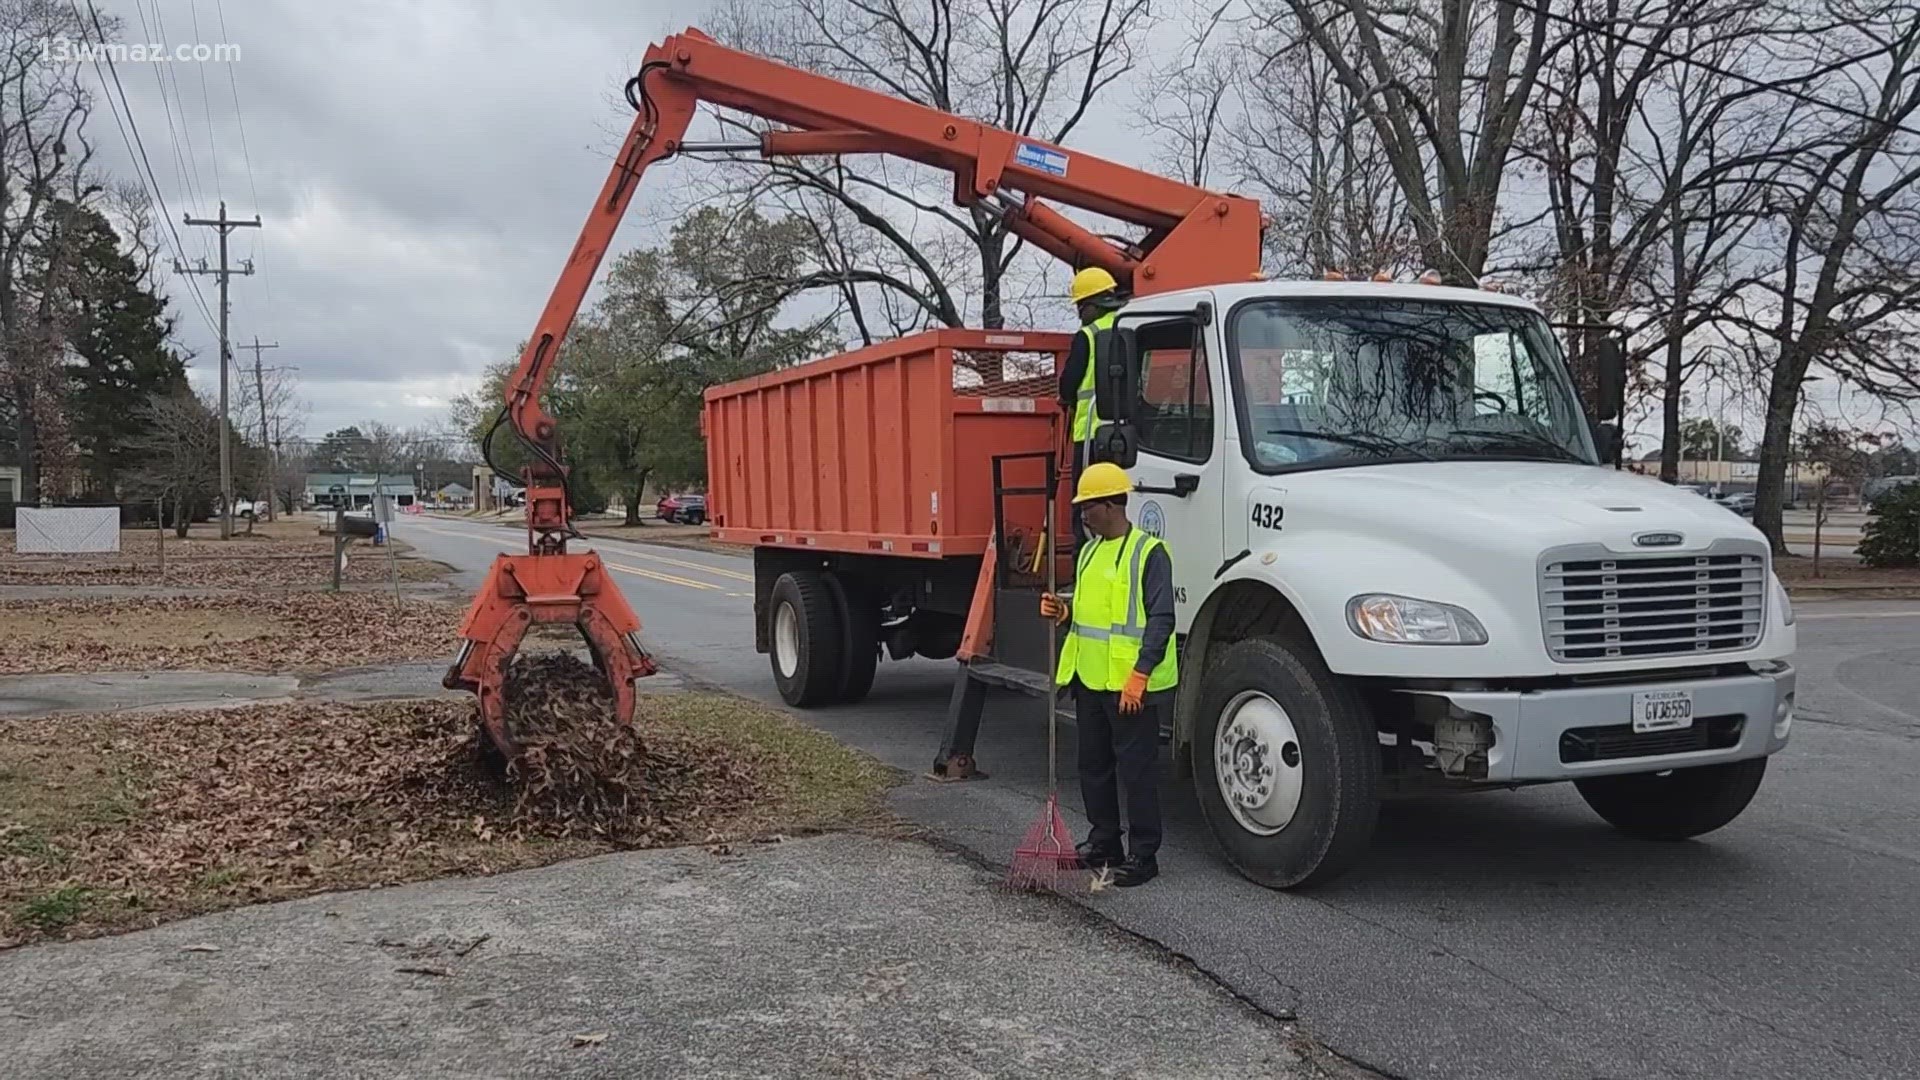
[1059,267,1126,539]
[1040,462,1178,887]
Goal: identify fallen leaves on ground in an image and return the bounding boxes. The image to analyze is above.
[0,593,463,675]
[0,660,897,944]
[0,529,449,589]
[497,653,756,842]
[1775,556,1920,591]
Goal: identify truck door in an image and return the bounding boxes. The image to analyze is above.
[1125,313,1224,633]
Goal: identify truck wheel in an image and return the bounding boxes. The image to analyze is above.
[768,571,844,708]
[1574,758,1767,840]
[826,573,878,704]
[1191,636,1379,888]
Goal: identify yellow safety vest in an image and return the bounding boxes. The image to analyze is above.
[1055,527,1180,693]
[1071,310,1118,446]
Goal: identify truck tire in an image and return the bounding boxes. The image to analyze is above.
[1191,636,1379,889]
[1574,758,1767,840]
[826,573,878,704]
[768,571,844,708]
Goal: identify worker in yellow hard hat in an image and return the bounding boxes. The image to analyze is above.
[1039,461,1177,888]
[1061,266,1126,541]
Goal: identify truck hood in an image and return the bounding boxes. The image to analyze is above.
[1287,460,1756,549]
[1246,460,1791,679]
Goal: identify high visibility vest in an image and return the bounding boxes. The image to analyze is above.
[1071,311,1118,447]
[1055,527,1180,693]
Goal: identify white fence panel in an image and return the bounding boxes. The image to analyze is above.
[16,507,121,553]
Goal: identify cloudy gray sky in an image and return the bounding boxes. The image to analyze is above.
[79,0,1162,443]
[84,0,730,439]
[74,1,1901,454]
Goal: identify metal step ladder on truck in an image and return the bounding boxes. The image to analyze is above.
[447,27,1799,891]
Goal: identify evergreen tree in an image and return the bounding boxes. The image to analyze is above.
[54,203,189,495]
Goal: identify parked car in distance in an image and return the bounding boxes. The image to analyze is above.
[656,493,706,525]
[1718,492,1755,515]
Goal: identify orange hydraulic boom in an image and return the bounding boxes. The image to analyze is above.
[444,28,1263,758]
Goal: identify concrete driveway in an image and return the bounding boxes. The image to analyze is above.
[0,834,1342,1079]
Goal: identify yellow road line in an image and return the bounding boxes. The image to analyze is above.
[595,544,753,582]
[603,562,720,590]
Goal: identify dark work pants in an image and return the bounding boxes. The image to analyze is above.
[1076,684,1164,859]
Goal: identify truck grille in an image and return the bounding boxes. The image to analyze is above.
[1540,543,1766,663]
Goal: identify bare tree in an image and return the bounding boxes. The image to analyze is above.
[1,0,103,501]
[122,389,220,537]
[1255,0,1563,283]
[232,363,308,514]
[702,0,1153,331]
[1746,0,1920,552]
[1797,423,1880,575]
[1529,0,1798,469]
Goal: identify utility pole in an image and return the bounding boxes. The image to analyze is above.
[240,337,281,522]
[179,201,262,539]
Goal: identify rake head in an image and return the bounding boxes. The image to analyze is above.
[1007,792,1081,892]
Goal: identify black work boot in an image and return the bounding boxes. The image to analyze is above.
[1076,839,1123,870]
[1113,854,1159,887]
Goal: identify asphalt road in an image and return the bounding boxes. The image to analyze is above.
[400,515,1920,1080]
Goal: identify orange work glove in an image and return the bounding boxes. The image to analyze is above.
[1119,670,1149,714]
[1039,592,1070,625]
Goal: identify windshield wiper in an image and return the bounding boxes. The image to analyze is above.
[1267,427,1437,461]
[1444,428,1585,463]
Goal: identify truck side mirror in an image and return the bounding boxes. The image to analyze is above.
[1594,337,1626,422]
[1091,325,1139,468]
[1094,325,1139,424]
[1593,420,1624,466]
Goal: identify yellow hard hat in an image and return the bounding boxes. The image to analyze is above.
[1069,267,1119,304]
[1073,462,1132,503]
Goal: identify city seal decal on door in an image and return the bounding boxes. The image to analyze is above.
[1139,499,1165,538]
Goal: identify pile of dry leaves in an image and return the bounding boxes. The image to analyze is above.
[0,656,893,944]
[495,652,688,835]
[0,593,463,675]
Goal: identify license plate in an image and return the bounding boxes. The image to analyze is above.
[1632,689,1694,733]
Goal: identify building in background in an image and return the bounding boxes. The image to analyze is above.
[303,472,416,510]
[0,465,19,504]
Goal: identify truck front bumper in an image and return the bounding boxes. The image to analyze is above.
[1417,663,1795,783]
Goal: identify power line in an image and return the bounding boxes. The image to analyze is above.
[214,0,272,319]
[74,0,220,337]
[187,0,224,203]
[1512,0,1920,144]
[147,0,212,261]
[131,0,204,240]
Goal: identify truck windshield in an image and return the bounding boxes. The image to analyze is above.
[1230,297,1600,471]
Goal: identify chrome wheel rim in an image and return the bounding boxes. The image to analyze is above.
[1214,690,1306,836]
[774,601,800,679]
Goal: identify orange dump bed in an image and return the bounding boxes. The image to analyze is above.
[704,328,1073,558]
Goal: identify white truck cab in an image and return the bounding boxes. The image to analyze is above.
[1098,279,1795,887]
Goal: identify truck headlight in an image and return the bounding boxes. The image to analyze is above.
[1771,572,1794,625]
[1347,594,1488,645]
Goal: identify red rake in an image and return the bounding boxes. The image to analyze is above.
[1007,474,1080,892]
[1009,791,1080,891]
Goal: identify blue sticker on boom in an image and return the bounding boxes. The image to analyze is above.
[1014,142,1070,177]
